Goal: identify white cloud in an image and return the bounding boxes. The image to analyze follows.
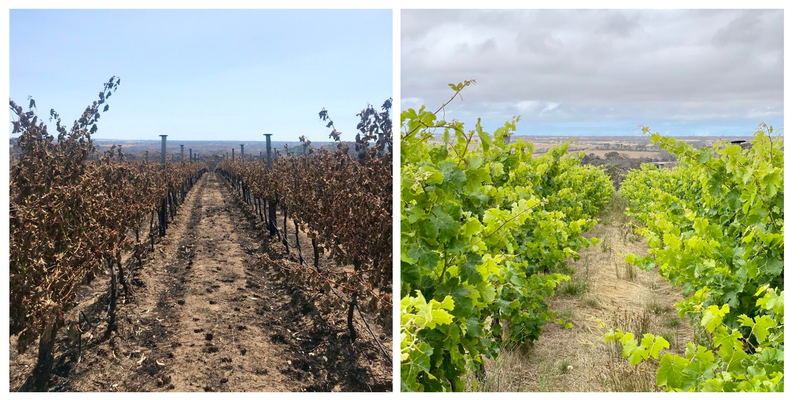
[540,102,561,115]
[515,100,539,112]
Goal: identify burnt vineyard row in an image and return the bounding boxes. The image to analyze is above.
[9,78,393,391]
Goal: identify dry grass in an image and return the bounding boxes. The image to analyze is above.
[614,259,637,281]
[559,262,591,297]
[601,359,656,392]
[471,200,693,392]
[609,309,653,342]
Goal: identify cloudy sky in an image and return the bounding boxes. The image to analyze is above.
[401,9,783,136]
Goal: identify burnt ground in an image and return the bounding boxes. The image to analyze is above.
[9,173,392,392]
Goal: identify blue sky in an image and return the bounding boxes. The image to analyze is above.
[402,9,784,137]
[10,9,392,142]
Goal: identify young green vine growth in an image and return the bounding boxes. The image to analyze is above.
[610,125,784,392]
[401,81,614,391]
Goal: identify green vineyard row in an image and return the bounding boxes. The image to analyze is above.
[608,125,784,391]
[400,82,614,391]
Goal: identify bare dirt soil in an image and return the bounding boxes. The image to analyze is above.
[9,173,391,392]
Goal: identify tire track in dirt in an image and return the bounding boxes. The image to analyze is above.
[161,173,297,391]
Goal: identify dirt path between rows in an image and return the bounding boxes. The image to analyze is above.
[474,200,694,392]
[9,172,391,392]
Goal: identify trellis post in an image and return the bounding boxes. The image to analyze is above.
[265,133,277,236]
[159,135,168,236]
